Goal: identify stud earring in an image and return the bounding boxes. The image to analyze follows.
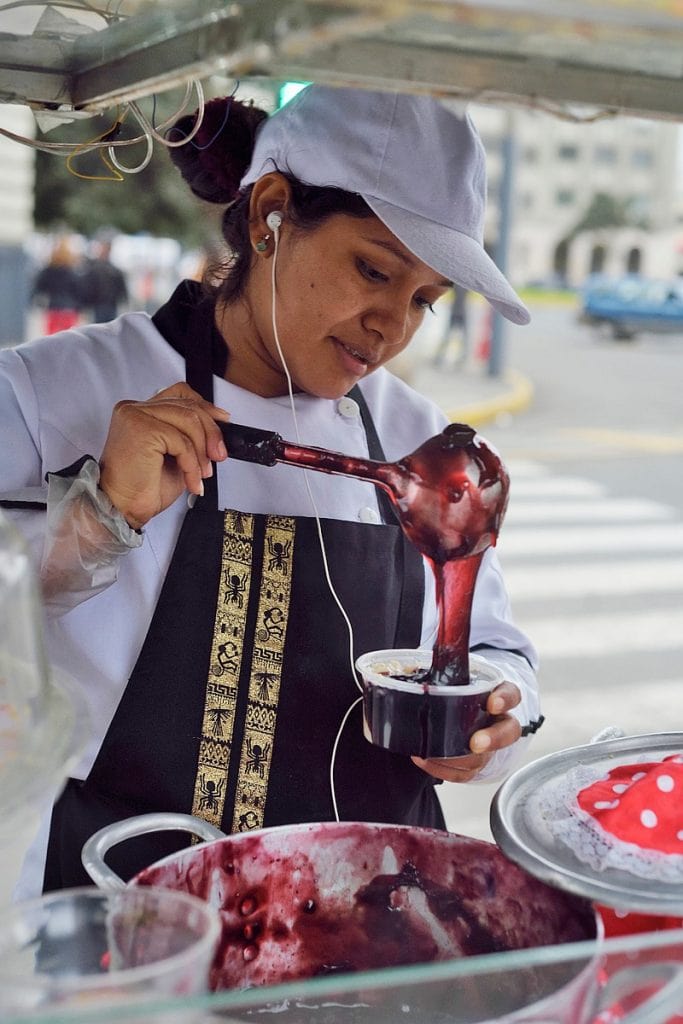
[254,234,271,253]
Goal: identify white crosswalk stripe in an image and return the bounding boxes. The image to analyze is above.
[502,558,683,599]
[520,607,683,658]
[499,524,683,556]
[505,498,675,524]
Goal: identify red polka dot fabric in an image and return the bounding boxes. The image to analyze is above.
[577,754,683,855]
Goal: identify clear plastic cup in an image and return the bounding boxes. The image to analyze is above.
[356,649,503,758]
[0,886,220,1018]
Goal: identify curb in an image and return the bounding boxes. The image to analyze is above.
[446,369,534,427]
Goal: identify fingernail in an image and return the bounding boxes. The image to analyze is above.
[471,732,490,753]
[198,480,204,498]
[204,462,213,478]
[490,697,504,714]
[217,441,228,460]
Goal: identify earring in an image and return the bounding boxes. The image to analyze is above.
[254,234,271,253]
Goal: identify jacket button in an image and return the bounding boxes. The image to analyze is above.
[358,506,380,524]
[337,396,360,419]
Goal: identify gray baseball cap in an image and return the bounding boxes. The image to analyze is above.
[240,85,529,325]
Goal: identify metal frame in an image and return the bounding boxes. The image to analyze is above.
[1,0,682,120]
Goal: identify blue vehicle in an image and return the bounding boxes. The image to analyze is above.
[580,275,683,340]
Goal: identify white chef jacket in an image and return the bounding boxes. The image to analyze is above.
[0,310,539,898]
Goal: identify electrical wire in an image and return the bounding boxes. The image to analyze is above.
[0,80,207,175]
[268,225,364,822]
[106,102,154,174]
[65,108,126,180]
[129,79,206,148]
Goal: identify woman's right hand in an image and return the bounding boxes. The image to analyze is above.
[98,382,230,530]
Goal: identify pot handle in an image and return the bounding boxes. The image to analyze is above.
[81,812,226,891]
[595,960,683,1024]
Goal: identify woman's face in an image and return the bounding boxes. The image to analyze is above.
[239,212,452,399]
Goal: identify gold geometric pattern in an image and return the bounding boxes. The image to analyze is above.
[231,515,295,833]
[191,510,254,829]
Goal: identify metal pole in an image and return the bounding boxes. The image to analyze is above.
[488,111,516,377]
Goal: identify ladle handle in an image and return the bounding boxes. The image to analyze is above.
[220,421,282,466]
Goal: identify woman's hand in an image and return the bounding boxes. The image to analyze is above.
[411,681,522,783]
[99,382,230,530]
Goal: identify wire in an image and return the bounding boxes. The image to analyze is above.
[329,697,362,821]
[107,103,154,173]
[65,109,126,180]
[0,80,207,178]
[268,226,364,822]
[131,79,205,148]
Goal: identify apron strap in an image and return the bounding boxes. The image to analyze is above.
[183,299,223,510]
[348,384,398,526]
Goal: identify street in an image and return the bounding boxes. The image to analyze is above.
[434,299,683,840]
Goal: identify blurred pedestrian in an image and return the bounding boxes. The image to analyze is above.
[82,239,129,323]
[31,236,84,335]
[432,286,469,367]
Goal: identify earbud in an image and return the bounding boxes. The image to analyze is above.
[266,211,283,232]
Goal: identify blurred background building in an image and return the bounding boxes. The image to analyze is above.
[473,105,682,288]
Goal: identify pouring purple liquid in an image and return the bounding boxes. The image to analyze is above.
[221,421,509,686]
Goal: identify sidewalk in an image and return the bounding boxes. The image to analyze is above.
[390,296,535,428]
[412,359,534,427]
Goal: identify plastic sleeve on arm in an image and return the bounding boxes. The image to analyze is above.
[41,456,143,615]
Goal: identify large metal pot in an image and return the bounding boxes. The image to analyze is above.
[83,815,609,1022]
[83,819,602,1019]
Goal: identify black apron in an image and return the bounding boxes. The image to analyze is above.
[42,285,444,892]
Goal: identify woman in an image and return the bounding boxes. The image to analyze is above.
[31,235,84,335]
[1,85,541,898]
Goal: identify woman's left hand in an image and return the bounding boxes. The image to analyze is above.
[411,681,522,783]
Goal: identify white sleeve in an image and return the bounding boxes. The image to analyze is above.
[0,348,48,570]
[0,349,140,616]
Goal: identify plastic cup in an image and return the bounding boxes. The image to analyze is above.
[356,648,503,758]
[0,886,220,1018]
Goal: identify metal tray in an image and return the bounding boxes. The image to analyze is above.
[490,732,683,914]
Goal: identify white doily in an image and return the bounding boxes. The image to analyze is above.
[532,757,683,884]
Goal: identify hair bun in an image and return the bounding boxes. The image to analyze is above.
[169,95,268,204]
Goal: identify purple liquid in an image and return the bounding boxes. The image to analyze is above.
[223,421,509,686]
[133,821,597,992]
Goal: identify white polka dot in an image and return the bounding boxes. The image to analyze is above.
[640,809,658,828]
[595,800,619,810]
[678,831,683,841]
[612,783,628,794]
[632,772,647,782]
[656,774,674,793]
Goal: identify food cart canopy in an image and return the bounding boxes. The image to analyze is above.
[1,0,682,122]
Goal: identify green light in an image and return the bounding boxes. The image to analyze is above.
[277,82,309,108]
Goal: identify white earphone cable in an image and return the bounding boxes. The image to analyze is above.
[269,223,363,821]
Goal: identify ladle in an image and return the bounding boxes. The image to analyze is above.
[220,421,509,685]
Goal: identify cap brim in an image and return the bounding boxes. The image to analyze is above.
[365,196,530,326]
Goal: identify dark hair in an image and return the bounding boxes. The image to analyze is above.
[169,96,374,304]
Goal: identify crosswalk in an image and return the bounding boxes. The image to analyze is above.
[498,459,683,668]
[440,456,683,839]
